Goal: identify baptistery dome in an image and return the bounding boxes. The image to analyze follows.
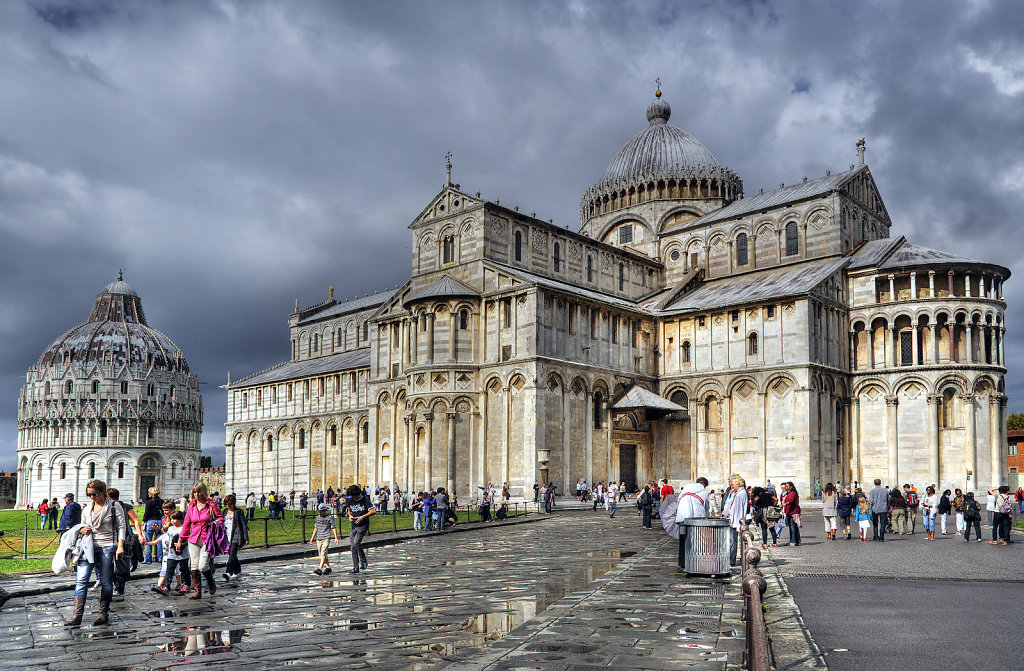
[16,274,203,508]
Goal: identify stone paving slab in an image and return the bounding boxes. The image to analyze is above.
[1,513,746,671]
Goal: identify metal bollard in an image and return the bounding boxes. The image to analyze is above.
[392,510,398,533]
[263,518,269,548]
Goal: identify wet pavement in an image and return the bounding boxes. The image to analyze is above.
[0,513,744,670]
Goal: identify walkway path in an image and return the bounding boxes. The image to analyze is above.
[0,512,748,670]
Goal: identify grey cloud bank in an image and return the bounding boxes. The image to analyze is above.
[2,0,1023,470]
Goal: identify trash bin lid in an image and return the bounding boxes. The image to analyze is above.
[680,517,730,528]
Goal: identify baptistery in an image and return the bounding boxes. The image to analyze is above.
[16,274,203,506]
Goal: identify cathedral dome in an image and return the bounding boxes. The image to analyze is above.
[37,274,190,373]
[600,91,722,186]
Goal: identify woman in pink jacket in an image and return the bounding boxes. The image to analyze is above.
[175,482,223,599]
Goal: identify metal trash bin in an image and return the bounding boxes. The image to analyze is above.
[680,517,730,577]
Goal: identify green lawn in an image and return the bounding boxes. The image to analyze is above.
[0,504,529,574]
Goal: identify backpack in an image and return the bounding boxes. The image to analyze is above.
[998,495,1014,515]
[640,491,652,506]
[964,499,981,521]
[906,491,919,507]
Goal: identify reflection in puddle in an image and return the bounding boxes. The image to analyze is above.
[160,628,246,656]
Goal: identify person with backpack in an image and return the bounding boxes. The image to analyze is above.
[962,492,983,542]
[937,489,953,535]
[989,485,1014,545]
[836,488,856,539]
[903,484,919,534]
[639,485,654,529]
[921,486,938,541]
[889,487,909,535]
[107,488,145,596]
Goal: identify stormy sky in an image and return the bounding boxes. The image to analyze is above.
[2,1,1023,471]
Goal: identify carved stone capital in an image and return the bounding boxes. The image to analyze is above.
[885,395,899,407]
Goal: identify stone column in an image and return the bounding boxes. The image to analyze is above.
[999,327,1006,365]
[988,325,995,365]
[886,395,899,485]
[502,387,511,485]
[966,321,974,363]
[965,274,972,297]
[561,387,570,495]
[910,271,917,299]
[963,394,977,490]
[446,411,456,494]
[911,325,919,366]
[884,325,893,368]
[849,331,857,370]
[723,395,733,478]
[888,274,895,301]
[947,271,954,297]
[449,310,458,362]
[928,270,935,298]
[478,392,488,489]
[467,411,477,501]
[405,318,413,364]
[990,394,1003,488]
[585,391,594,485]
[927,395,940,485]
[424,412,433,492]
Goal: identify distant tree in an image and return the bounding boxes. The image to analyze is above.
[200,456,213,469]
[1008,413,1024,432]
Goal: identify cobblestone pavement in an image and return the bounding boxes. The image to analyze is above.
[0,513,744,671]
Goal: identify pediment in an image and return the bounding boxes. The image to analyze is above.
[410,186,483,228]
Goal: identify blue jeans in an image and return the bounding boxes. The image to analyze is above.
[75,545,115,600]
[609,500,617,518]
[641,505,652,528]
[923,512,935,531]
[144,520,163,563]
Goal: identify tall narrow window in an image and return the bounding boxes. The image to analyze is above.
[552,242,561,272]
[330,426,337,446]
[99,419,108,438]
[785,221,798,256]
[362,322,369,342]
[65,380,73,394]
[148,422,155,440]
[736,233,748,266]
[59,462,66,479]
[502,298,512,327]
[748,332,758,355]
[88,462,95,479]
[361,423,369,444]
[299,428,306,450]
[593,392,603,429]
[611,316,619,344]
[117,462,124,479]
[120,381,128,394]
[313,334,319,352]
[514,231,522,261]
[92,380,99,393]
[587,255,594,282]
[37,463,43,480]
[442,235,455,264]
[682,341,691,363]
[618,263,625,291]
[459,309,468,330]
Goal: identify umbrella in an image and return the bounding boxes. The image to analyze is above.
[660,494,680,539]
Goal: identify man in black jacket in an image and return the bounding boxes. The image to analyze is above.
[142,488,165,564]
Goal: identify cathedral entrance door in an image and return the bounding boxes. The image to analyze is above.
[619,445,637,492]
[140,475,156,501]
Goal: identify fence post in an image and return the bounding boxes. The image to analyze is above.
[263,518,269,548]
[23,520,29,560]
[392,510,398,533]
[301,515,306,543]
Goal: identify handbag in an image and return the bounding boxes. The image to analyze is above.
[764,506,782,522]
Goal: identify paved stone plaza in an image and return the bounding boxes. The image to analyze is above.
[0,514,746,671]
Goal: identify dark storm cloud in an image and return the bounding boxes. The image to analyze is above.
[2,0,1023,470]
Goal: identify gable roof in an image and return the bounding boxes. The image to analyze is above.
[658,258,848,313]
[228,349,370,389]
[404,275,479,306]
[611,385,684,412]
[487,262,644,311]
[682,166,861,230]
[296,290,398,326]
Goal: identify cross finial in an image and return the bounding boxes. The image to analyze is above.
[655,77,662,97]
[445,152,453,186]
[117,268,123,281]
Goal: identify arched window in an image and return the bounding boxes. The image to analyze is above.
[92,380,99,394]
[170,462,176,478]
[148,422,155,440]
[618,263,625,291]
[748,332,758,355]
[362,322,369,342]
[313,334,320,352]
[120,381,128,394]
[785,221,799,256]
[330,426,337,446]
[45,381,50,395]
[65,380,72,394]
[669,390,688,410]
[267,434,274,452]
[592,391,603,429]
[37,463,43,480]
[514,231,522,261]
[59,462,66,479]
[736,233,748,266]
[117,462,124,479]
[459,309,468,330]
[361,422,369,444]
[88,462,96,479]
[681,341,691,363]
[587,255,594,282]
[442,235,455,264]
[553,242,561,272]
[299,428,306,450]
[99,419,108,438]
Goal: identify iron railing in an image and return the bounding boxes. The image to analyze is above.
[738,523,771,671]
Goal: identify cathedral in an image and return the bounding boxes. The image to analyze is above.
[224,89,1009,501]
[16,276,203,506]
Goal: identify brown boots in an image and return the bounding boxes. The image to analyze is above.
[203,570,217,595]
[65,596,86,627]
[189,571,202,599]
[93,598,110,626]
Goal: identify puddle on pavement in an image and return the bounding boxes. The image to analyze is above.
[159,628,247,656]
